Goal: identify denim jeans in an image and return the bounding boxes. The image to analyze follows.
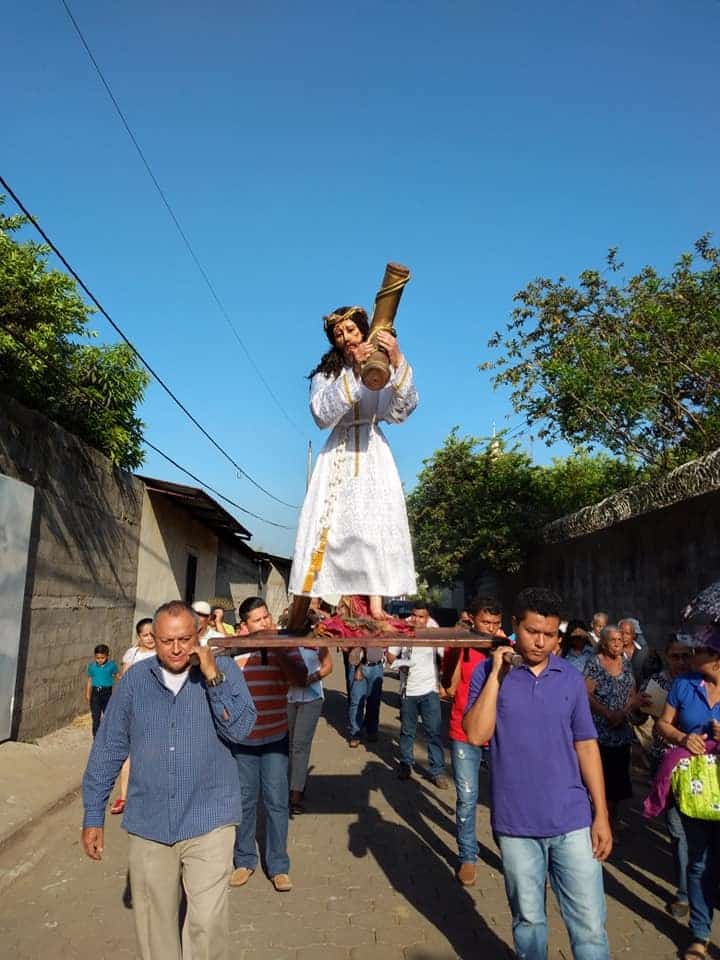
[90,687,113,737]
[649,757,688,903]
[497,828,609,960]
[287,698,323,792]
[347,661,383,739]
[451,739,484,863]
[399,691,444,776]
[666,801,688,902]
[681,814,720,942]
[233,735,290,877]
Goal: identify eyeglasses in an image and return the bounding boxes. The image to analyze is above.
[156,635,195,647]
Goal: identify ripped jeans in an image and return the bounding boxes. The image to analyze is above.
[451,738,485,863]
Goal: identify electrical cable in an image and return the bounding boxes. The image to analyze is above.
[141,439,295,529]
[0,326,294,530]
[58,0,305,438]
[0,172,299,510]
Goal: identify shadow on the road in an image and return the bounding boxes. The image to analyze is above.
[371,759,502,874]
[599,798,688,954]
[348,797,510,959]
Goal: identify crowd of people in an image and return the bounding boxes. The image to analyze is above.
[79,585,720,960]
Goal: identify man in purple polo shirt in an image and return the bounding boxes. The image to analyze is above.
[463,587,612,960]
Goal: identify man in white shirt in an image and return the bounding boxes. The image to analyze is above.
[387,601,448,788]
[192,600,226,647]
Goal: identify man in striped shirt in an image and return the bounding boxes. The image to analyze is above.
[230,596,308,893]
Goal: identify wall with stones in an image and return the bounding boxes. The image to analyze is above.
[0,397,144,740]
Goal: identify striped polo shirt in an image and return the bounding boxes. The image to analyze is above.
[234,649,304,745]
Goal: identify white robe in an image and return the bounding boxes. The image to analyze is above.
[289,359,418,598]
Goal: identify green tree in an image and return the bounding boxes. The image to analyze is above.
[0,199,149,468]
[482,237,720,471]
[407,431,636,583]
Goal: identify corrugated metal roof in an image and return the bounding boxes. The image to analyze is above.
[136,475,252,541]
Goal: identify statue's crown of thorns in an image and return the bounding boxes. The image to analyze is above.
[323,305,367,334]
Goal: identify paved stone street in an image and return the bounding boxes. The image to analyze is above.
[1,665,715,959]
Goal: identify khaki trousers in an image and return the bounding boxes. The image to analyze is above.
[128,825,234,960]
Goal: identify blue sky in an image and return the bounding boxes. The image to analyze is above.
[4,0,719,554]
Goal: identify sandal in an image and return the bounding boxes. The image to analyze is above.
[684,941,708,960]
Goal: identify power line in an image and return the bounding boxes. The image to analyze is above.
[142,439,295,530]
[1,325,294,530]
[58,0,305,439]
[0,173,298,510]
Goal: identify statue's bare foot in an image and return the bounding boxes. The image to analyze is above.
[369,597,389,620]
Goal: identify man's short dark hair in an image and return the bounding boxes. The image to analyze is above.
[468,595,502,617]
[513,587,563,623]
[410,598,429,612]
[238,596,268,622]
[94,643,110,656]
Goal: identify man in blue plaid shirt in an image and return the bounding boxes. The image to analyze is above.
[81,600,256,960]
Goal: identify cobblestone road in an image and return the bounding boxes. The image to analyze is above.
[1,666,715,959]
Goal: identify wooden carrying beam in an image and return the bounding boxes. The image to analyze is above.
[212,629,495,650]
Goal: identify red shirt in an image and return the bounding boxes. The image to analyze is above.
[449,648,488,743]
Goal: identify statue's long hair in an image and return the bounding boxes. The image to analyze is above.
[308,306,370,380]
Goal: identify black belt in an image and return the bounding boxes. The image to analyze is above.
[92,686,113,690]
[364,660,383,666]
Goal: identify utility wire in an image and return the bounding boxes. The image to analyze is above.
[58,0,305,438]
[1,325,293,530]
[142,439,295,529]
[0,173,298,510]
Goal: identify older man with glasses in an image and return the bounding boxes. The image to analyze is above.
[81,600,256,960]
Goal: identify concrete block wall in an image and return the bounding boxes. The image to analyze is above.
[0,397,143,739]
[501,488,720,647]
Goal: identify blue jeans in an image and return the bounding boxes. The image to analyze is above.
[666,801,688,902]
[650,757,688,903]
[233,735,290,877]
[497,828,609,960]
[451,739,484,863]
[399,691,444,776]
[348,661,383,739]
[681,814,720,942]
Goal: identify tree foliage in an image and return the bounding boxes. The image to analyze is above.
[482,238,720,471]
[0,199,149,469]
[406,431,636,583]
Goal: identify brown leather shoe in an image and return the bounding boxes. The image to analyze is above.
[457,862,477,886]
[229,867,254,887]
[272,873,293,892]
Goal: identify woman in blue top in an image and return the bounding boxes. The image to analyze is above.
[656,583,720,960]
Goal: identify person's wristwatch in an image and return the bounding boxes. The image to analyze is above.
[205,671,226,687]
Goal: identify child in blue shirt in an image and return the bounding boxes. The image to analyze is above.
[85,644,119,737]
